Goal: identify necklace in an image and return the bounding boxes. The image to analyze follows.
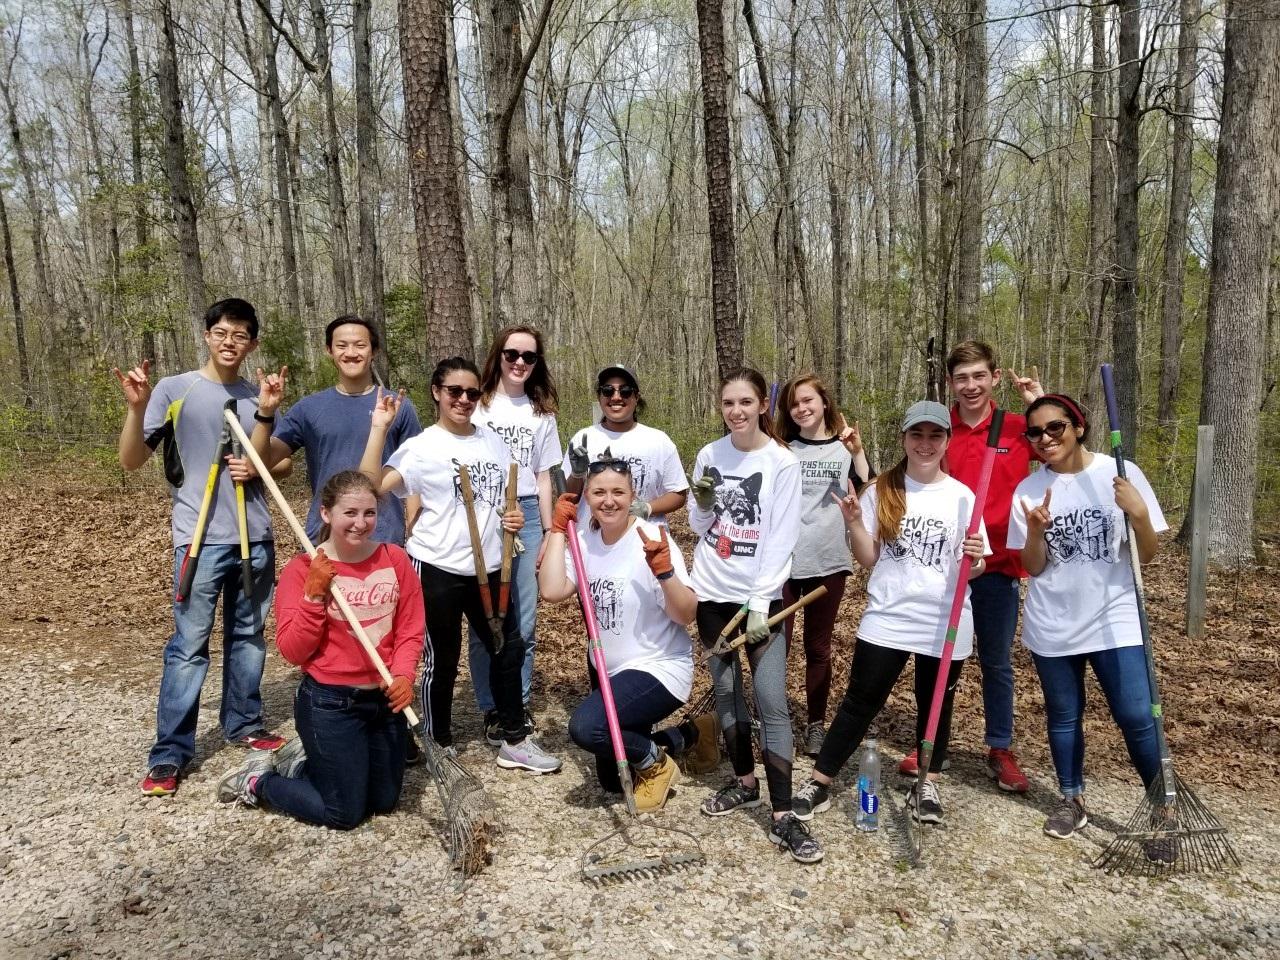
[335,383,376,397]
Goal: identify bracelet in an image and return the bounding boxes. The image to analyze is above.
[254,410,276,424]
[656,569,674,581]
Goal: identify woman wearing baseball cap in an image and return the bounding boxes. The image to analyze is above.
[791,400,989,828]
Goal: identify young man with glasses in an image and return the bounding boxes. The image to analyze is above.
[896,340,1043,793]
[114,298,289,797]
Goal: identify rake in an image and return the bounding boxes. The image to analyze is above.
[224,411,499,878]
[1093,365,1238,876]
[564,515,706,883]
[697,587,829,662]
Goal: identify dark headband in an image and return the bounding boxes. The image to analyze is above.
[1040,393,1088,428]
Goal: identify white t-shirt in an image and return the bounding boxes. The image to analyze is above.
[476,393,561,498]
[385,424,514,576]
[561,421,688,523]
[1007,454,1167,657]
[687,436,801,613]
[564,519,694,701]
[856,475,990,659]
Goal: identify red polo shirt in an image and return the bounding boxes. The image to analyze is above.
[945,402,1031,579]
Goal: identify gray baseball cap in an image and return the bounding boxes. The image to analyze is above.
[901,400,952,432]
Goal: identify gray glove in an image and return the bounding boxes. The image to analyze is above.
[745,610,770,643]
[690,474,717,512]
[568,438,590,478]
[628,500,651,521]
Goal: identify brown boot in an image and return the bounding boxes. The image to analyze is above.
[680,712,721,775]
[633,750,679,813]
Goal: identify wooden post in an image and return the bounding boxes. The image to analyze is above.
[1186,424,1214,638]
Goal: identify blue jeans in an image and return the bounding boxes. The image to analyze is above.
[257,675,407,829]
[970,572,1020,749]
[1031,645,1161,797]
[570,667,685,792]
[468,495,541,712]
[149,542,275,769]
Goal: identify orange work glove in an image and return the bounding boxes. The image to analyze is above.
[383,675,414,713]
[636,525,674,580]
[550,493,580,535]
[303,549,336,601]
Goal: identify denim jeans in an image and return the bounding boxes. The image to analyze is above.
[570,667,684,791]
[1031,645,1161,797]
[970,572,1021,749]
[468,495,541,712]
[149,541,275,769]
[257,675,407,829]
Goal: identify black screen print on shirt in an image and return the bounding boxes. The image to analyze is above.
[588,576,624,634]
[485,420,536,468]
[450,457,507,510]
[702,467,764,559]
[1044,506,1116,564]
[883,515,954,570]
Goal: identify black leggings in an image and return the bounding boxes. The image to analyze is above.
[413,559,524,745]
[815,638,965,780]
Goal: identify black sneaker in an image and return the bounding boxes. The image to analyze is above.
[792,778,831,822]
[523,706,537,737]
[907,779,944,824]
[1142,810,1180,865]
[1043,796,1088,839]
[803,723,826,757]
[769,812,824,863]
[484,711,502,747]
[700,779,762,816]
[405,736,422,767]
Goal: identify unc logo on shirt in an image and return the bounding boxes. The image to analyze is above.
[486,421,536,468]
[588,576,624,634]
[883,516,953,570]
[1045,507,1116,564]
[450,458,506,509]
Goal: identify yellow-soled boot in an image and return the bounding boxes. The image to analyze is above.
[680,712,721,776]
[633,750,680,813]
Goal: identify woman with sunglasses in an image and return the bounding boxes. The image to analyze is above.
[1007,394,1166,843]
[777,374,874,757]
[359,357,561,773]
[539,458,703,812]
[469,326,562,741]
[687,368,822,863]
[562,365,688,525]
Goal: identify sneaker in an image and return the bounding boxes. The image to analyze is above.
[986,748,1030,793]
[523,706,537,736]
[907,779,944,824]
[216,750,275,807]
[496,737,563,775]
[1142,809,1180,865]
[897,749,950,777]
[681,713,721,775]
[633,750,680,813]
[272,738,307,779]
[1043,796,1089,839]
[404,736,422,767]
[803,723,826,758]
[231,729,286,752]
[769,812,824,864]
[792,778,832,822]
[700,779,762,816]
[484,710,503,747]
[140,764,180,797]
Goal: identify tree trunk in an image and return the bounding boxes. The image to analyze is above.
[353,0,390,379]
[154,0,206,354]
[1079,1,1113,429]
[695,0,742,380]
[122,0,155,365]
[399,0,474,365]
[1111,0,1141,449]
[1196,0,1280,564]
[0,49,53,313]
[954,0,986,341]
[1157,0,1200,425]
[260,8,302,324]
[0,185,31,408]
[896,0,932,391]
[310,0,354,314]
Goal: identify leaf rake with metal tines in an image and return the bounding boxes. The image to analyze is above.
[224,411,500,879]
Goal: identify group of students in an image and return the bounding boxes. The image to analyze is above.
[114,298,1169,865]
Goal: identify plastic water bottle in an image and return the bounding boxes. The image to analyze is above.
[856,739,881,832]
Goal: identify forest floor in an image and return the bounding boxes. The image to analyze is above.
[2,466,1278,959]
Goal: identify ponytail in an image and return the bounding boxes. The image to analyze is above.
[874,457,909,542]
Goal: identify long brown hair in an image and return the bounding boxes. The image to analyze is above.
[720,368,787,447]
[873,457,910,543]
[317,470,380,543]
[777,374,840,440]
[479,325,560,416]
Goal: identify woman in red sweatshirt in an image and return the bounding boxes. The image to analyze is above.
[216,470,424,828]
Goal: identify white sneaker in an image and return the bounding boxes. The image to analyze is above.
[496,737,562,775]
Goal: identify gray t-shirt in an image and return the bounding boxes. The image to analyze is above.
[789,435,869,578]
[143,371,272,548]
[274,387,421,544]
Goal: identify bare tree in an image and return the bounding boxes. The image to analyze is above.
[1111,0,1141,447]
[353,0,389,368]
[954,0,986,342]
[309,0,354,314]
[0,184,30,407]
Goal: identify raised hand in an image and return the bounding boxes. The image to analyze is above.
[1020,489,1053,538]
[567,438,590,478]
[689,472,717,511]
[1006,365,1043,404]
[830,489,863,526]
[370,386,404,431]
[383,675,414,713]
[835,413,863,456]
[550,492,580,535]
[1112,477,1149,522]
[636,525,674,579]
[112,360,152,410]
[256,365,289,416]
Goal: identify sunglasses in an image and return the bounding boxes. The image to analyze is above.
[597,384,637,399]
[501,348,540,365]
[1024,419,1072,443]
[588,458,632,476]
[440,384,482,402]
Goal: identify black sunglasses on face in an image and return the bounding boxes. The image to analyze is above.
[598,384,637,399]
[440,384,482,401]
[588,458,632,476]
[501,349,540,365]
[1025,419,1071,442]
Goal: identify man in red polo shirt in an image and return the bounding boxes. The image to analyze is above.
[899,340,1042,791]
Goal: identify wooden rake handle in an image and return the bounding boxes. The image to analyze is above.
[498,462,518,617]
[223,410,422,728]
[458,465,497,623]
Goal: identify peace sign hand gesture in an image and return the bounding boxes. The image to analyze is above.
[1006,365,1044,404]
[112,360,153,410]
[835,413,863,456]
[256,365,289,416]
[1021,489,1053,538]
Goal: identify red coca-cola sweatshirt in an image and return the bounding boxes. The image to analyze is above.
[275,544,424,685]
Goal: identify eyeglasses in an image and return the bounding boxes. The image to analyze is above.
[440,385,482,401]
[1024,419,1071,443]
[587,458,632,476]
[501,349,540,365]
[208,328,252,345]
[597,384,637,399]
